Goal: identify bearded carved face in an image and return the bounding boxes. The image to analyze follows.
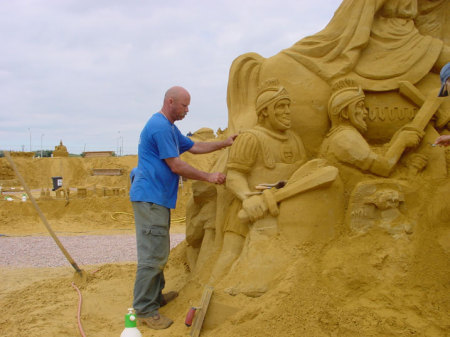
[348,100,368,133]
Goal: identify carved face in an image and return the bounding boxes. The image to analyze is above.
[348,99,368,133]
[266,98,291,132]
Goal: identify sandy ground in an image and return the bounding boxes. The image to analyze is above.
[0,195,189,337]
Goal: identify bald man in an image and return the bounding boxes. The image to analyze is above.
[129,86,236,329]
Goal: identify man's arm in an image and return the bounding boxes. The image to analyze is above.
[165,157,226,184]
[188,134,237,154]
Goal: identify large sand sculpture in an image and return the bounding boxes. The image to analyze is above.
[1,1,449,336]
[185,0,450,335]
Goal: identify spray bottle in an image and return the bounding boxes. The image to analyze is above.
[120,308,142,337]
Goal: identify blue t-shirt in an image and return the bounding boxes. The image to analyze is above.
[129,112,194,208]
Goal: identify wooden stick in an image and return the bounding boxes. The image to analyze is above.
[4,151,83,274]
[190,286,214,337]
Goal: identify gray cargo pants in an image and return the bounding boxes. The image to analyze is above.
[131,201,170,318]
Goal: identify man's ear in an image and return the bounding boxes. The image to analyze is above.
[261,108,268,117]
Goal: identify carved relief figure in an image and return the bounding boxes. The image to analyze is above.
[319,79,424,177]
[209,79,308,283]
[185,181,217,272]
[347,179,416,237]
[282,0,449,91]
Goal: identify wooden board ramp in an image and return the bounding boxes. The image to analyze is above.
[83,151,114,158]
[190,286,214,337]
[92,168,123,176]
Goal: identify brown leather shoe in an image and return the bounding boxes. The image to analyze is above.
[160,291,179,307]
[138,314,173,330]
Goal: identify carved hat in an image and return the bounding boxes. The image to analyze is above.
[438,62,450,97]
[255,79,290,115]
[328,79,365,119]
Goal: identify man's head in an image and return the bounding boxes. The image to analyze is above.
[438,63,450,97]
[256,79,291,132]
[162,86,191,123]
[328,79,368,133]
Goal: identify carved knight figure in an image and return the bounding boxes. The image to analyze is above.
[209,79,308,284]
[319,79,424,178]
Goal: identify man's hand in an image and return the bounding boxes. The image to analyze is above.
[433,134,450,147]
[207,172,226,184]
[222,134,238,148]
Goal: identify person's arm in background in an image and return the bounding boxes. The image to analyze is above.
[433,134,450,147]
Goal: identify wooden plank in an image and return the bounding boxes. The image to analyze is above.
[92,168,123,176]
[83,151,114,158]
[190,286,214,337]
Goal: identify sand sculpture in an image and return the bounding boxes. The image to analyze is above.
[52,140,69,157]
[186,0,450,303]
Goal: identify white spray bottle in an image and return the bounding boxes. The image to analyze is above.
[120,308,142,337]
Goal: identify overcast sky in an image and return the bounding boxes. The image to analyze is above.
[1,0,342,155]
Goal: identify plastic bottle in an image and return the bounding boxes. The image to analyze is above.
[120,308,142,337]
[21,193,27,202]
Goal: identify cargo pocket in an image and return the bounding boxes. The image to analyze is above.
[143,224,170,268]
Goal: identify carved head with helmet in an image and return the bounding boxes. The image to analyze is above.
[255,79,292,132]
[328,79,368,133]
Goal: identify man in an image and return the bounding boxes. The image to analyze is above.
[319,79,423,177]
[209,79,308,283]
[434,62,450,146]
[129,86,236,330]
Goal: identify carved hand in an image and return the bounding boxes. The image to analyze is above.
[242,195,268,222]
[404,153,428,172]
[398,129,423,148]
[434,102,450,129]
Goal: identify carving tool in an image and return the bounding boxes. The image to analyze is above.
[185,286,214,337]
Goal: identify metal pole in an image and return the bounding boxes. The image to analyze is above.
[28,128,31,152]
[117,131,120,156]
[41,133,44,157]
